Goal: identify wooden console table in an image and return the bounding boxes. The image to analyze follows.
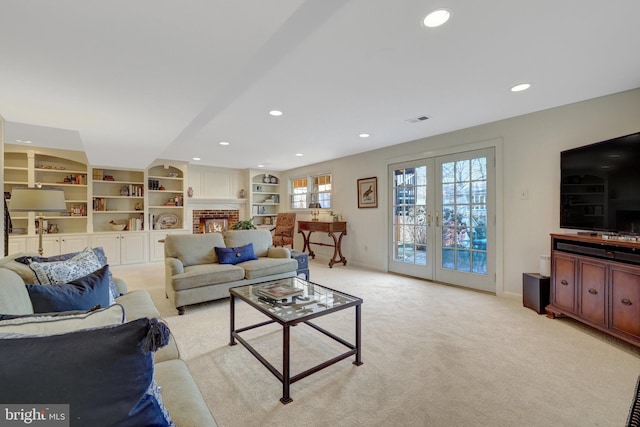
[297,221,347,268]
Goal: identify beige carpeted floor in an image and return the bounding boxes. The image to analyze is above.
[112,261,640,427]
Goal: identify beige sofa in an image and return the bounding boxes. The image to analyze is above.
[0,258,217,427]
[165,229,298,314]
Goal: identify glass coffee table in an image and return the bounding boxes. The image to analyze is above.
[229,277,363,404]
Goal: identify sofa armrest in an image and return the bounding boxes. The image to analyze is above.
[0,268,34,315]
[112,277,128,295]
[165,257,185,276]
[267,247,291,259]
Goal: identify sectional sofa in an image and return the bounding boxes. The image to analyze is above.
[0,252,217,426]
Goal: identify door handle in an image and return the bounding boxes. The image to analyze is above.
[435,211,440,227]
[427,211,432,227]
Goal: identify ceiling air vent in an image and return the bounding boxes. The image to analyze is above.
[405,115,430,124]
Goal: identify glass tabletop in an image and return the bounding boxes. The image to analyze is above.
[230,277,362,323]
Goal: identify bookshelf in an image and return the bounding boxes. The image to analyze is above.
[91,167,145,232]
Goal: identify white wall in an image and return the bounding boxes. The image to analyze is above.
[280,88,640,295]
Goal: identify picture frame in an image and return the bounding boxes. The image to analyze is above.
[357,177,378,208]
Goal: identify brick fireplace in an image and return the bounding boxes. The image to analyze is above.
[192,210,239,234]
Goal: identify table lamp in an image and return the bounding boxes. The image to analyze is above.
[9,186,67,255]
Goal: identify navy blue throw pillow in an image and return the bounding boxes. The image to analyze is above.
[215,243,258,265]
[26,265,111,312]
[0,317,173,427]
[15,247,121,300]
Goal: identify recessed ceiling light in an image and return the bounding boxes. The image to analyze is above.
[257,164,265,168]
[423,9,451,28]
[219,141,230,146]
[359,133,370,138]
[269,110,283,116]
[16,139,32,144]
[295,153,303,157]
[510,83,531,92]
[192,157,201,161]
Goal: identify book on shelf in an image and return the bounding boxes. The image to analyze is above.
[257,282,303,300]
[93,197,106,211]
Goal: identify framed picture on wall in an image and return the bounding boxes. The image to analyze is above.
[357,177,378,208]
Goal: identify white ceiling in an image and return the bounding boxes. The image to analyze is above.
[2,1,640,171]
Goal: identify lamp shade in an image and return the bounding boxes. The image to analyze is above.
[9,187,67,213]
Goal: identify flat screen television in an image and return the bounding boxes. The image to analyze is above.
[561,131,640,234]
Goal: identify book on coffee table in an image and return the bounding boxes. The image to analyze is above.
[257,283,303,300]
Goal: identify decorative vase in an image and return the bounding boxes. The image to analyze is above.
[187,187,193,198]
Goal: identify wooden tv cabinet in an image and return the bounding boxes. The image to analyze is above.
[547,233,640,348]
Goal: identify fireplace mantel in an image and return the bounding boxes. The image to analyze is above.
[187,198,247,205]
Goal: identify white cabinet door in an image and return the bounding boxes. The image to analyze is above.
[25,234,90,257]
[90,234,121,265]
[60,235,89,253]
[149,231,168,262]
[90,232,148,265]
[149,230,189,262]
[8,237,27,255]
[120,233,148,265]
[27,236,62,256]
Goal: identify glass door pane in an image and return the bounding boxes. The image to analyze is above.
[389,162,433,279]
[435,148,494,292]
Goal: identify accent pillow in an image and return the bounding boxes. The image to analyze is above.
[26,265,112,313]
[29,246,103,284]
[0,317,174,427]
[0,304,125,335]
[215,243,258,265]
[20,247,119,303]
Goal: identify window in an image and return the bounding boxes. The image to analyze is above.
[290,174,332,209]
[291,177,308,209]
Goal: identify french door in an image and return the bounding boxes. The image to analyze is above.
[388,148,495,292]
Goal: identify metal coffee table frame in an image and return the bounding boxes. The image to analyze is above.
[229,277,363,404]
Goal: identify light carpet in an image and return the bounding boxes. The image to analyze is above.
[112,261,640,427]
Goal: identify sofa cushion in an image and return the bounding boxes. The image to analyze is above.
[240,257,299,280]
[0,257,39,284]
[155,359,218,427]
[165,233,225,266]
[172,264,245,291]
[215,243,258,265]
[0,317,174,427]
[224,230,272,257]
[26,265,112,313]
[112,290,180,363]
[0,268,33,315]
[0,304,125,335]
[116,289,161,320]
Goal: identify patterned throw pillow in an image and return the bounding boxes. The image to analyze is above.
[29,246,103,285]
[16,247,119,303]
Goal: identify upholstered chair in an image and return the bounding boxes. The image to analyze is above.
[271,212,296,249]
